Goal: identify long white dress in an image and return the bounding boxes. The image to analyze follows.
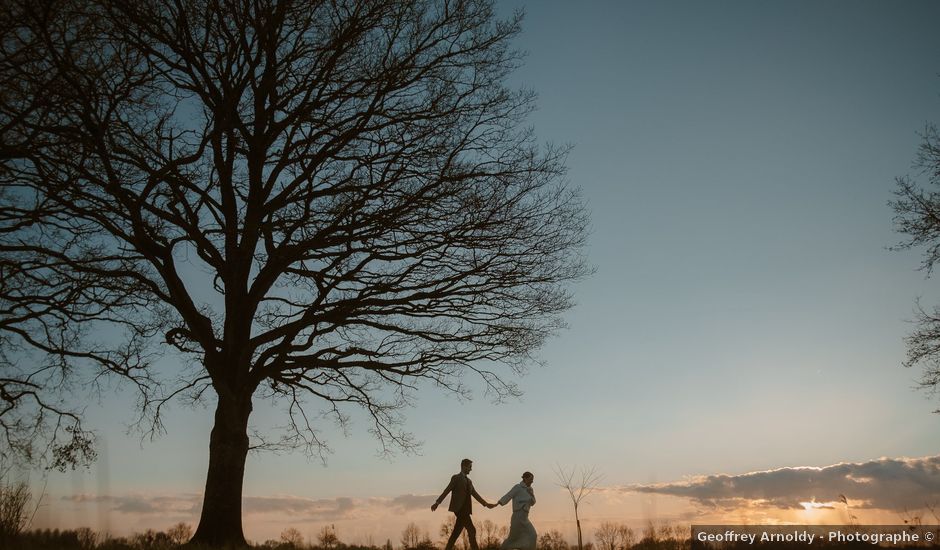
[498,482,537,550]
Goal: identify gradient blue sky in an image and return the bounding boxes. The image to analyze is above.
[27,0,940,544]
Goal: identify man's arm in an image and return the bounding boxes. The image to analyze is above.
[471,481,492,507]
[431,475,457,511]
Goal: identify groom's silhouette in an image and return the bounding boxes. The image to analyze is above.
[431,458,494,550]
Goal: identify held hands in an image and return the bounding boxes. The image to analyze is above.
[486,502,497,509]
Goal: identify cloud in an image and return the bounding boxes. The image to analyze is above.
[62,492,436,522]
[241,493,437,520]
[616,455,940,511]
[62,493,200,515]
[389,494,436,512]
[243,495,356,520]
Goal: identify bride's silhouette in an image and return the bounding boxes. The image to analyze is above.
[495,472,537,550]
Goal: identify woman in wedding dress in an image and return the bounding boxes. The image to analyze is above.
[496,472,537,550]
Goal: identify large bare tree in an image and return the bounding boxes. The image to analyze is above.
[0,0,589,546]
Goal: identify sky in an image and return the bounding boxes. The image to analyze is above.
[18,0,940,545]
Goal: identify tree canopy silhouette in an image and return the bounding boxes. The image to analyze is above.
[0,0,100,471]
[0,0,588,546]
[893,122,940,401]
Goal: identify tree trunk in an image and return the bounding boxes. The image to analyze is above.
[576,512,583,550]
[189,391,253,547]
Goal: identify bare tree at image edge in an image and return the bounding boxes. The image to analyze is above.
[0,0,590,547]
[892,122,940,402]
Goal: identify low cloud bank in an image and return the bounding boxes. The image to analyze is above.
[617,455,940,510]
[63,492,436,521]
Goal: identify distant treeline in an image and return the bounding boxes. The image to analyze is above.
[692,543,933,550]
[3,522,695,550]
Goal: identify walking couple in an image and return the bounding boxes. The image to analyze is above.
[431,458,536,550]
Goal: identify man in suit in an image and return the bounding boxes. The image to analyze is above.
[431,458,495,550]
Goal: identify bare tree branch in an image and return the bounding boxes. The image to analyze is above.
[893,122,940,405]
